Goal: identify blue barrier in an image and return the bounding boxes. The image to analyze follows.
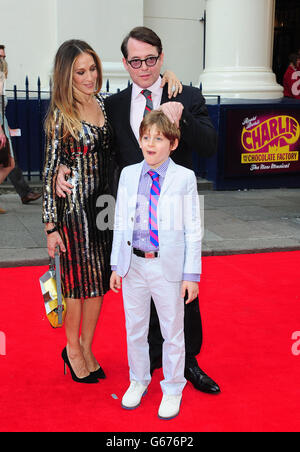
[6,97,48,180]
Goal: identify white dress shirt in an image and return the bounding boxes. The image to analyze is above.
[130,76,163,142]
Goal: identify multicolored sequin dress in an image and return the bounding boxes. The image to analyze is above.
[42,95,112,300]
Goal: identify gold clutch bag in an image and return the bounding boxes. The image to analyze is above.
[40,249,66,328]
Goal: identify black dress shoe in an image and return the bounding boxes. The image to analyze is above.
[21,191,42,204]
[185,364,220,394]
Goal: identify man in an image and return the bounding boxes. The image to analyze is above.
[57,27,220,394]
[0,44,42,204]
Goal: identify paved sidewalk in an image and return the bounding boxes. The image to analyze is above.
[0,187,300,267]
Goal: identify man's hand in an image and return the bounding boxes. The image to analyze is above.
[56,165,73,198]
[110,271,122,293]
[159,102,184,128]
[181,281,199,304]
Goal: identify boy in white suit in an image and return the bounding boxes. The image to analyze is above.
[110,110,202,420]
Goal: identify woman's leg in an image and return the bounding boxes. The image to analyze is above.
[80,296,104,372]
[65,297,90,378]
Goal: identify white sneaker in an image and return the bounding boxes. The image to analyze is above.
[158,394,182,420]
[121,381,148,410]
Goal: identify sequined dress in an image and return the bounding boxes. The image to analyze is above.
[42,95,112,299]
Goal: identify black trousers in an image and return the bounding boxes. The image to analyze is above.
[147,295,203,366]
[7,162,30,199]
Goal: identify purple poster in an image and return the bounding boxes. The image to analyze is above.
[225,108,300,177]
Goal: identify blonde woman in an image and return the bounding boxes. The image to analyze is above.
[43,40,113,384]
[0,57,15,214]
[43,39,181,384]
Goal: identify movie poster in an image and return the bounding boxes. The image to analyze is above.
[224,108,300,177]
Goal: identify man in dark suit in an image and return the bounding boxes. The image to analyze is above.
[105,27,220,395]
[56,27,220,394]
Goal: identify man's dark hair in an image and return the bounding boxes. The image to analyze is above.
[121,27,162,60]
[0,45,5,50]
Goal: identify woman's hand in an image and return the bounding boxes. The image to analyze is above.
[46,227,66,259]
[161,70,183,99]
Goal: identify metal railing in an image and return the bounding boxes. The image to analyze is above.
[6,77,51,181]
[5,78,220,181]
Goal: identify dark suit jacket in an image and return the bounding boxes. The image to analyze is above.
[104,84,217,193]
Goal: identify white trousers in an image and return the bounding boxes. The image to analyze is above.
[122,253,186,395]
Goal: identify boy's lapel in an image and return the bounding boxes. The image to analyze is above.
[129,161,144,200]
[157,160,178,226]
[159,159,178,198]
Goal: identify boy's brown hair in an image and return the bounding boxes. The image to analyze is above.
[139,110,181,150]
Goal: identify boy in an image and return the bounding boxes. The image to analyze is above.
[110,110,202,420]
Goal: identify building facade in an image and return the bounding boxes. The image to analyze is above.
[0,0,298,98]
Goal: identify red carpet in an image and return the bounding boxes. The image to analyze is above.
[1,251,300,432]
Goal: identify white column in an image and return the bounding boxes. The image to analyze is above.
[57,0,143,93]
[200,0,283,99]
[1,0,143,93]
[144,0,205,86]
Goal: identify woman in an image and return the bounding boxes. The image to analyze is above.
[43,39,181,384]
[0,58,15,214]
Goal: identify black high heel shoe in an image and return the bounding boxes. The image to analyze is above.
[90,366,106,380]
[62,348,98,384]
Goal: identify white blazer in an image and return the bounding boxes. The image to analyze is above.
[110,159,202,282]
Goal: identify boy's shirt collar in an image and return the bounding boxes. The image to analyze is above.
[142,157,170,178]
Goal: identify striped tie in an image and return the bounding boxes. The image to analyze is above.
[148,170,160,248]
[141,89,153,117]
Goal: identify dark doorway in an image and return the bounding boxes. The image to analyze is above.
[273,0,300,85]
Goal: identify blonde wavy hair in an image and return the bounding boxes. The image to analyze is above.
[0,58,8,79]
[45,39,103,139]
